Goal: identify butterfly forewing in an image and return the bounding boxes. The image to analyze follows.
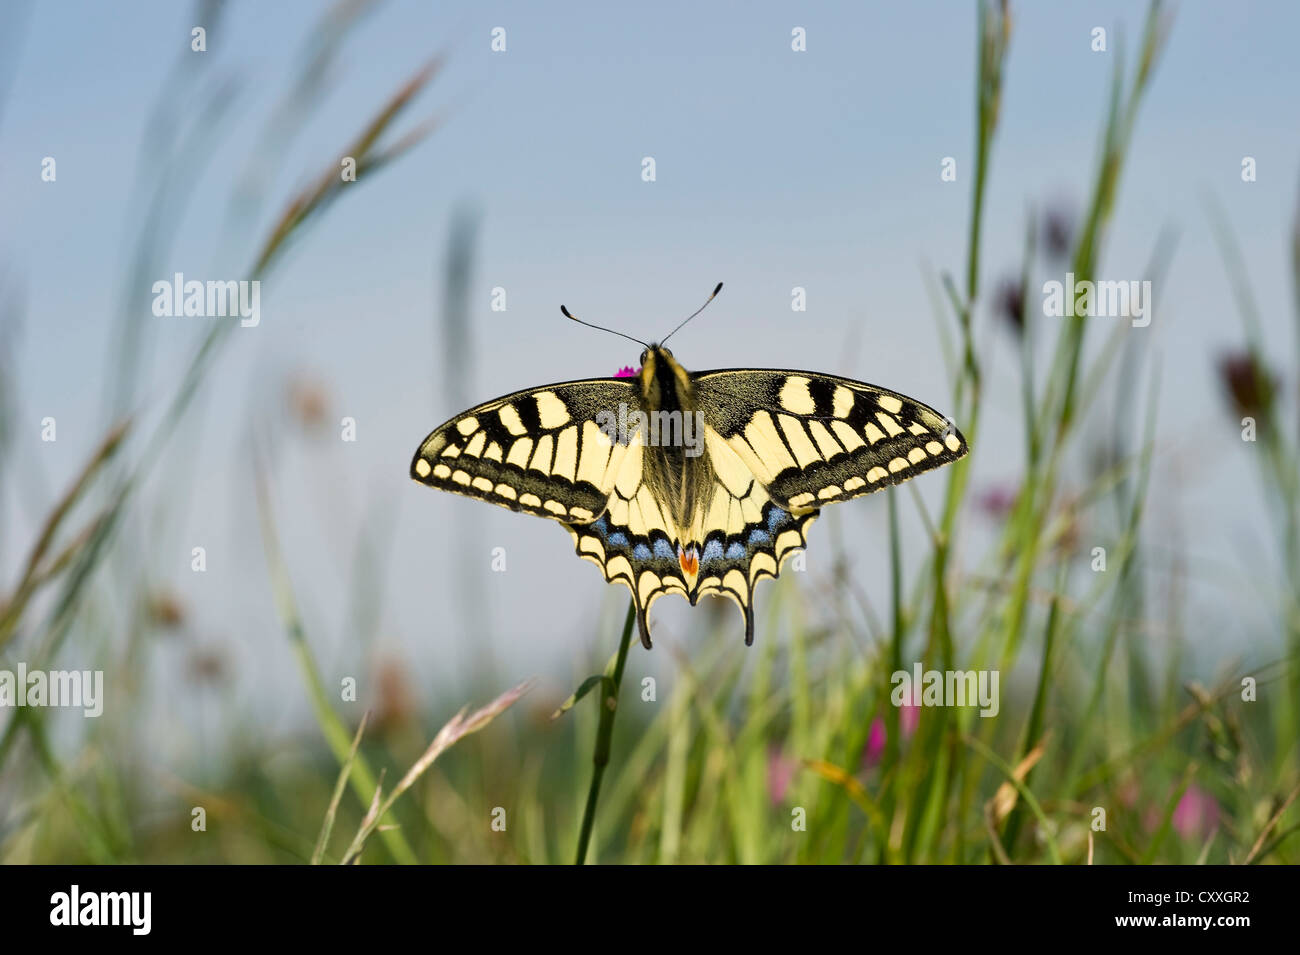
[410,379,637,523]
[693,369,968,511]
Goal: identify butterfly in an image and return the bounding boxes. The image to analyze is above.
[410,284,968,649]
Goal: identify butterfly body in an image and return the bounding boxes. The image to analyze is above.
[411,344,967,649]
[635,347,706,534]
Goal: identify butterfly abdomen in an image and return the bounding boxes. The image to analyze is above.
[637,348,716,540]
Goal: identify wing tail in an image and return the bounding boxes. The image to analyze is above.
[635,600,654,649]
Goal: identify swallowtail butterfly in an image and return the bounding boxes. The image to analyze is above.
[411,285,967,648]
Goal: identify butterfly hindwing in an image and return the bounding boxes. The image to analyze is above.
[693,368,968,512]
[564,427,817,648]
[410,378,637,523]
[687,431,818,643]
[561,443,688,650]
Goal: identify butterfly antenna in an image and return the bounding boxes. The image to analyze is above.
[560,304,648,348]
[659,281,723,347]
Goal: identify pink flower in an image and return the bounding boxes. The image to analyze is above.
[767,747,797,805]
[863,718,887,766]
[614,366,639,378]
[1172,785,1220,840]
[862,702,922,767]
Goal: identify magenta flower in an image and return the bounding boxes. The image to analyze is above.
[863,718,887,766]
[767,747,797,805]
[862,702,922,767]
[1172,785,1220,840]
[614,366,639,378]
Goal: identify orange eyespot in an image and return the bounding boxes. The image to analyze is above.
[678,545,699,577]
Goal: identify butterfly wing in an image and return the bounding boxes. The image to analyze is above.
[563,425,818,649]
[410,378,638,523]
[693,368,968,512]
[561,429,689,649]
[685,427,818,644]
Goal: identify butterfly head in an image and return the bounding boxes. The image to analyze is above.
[636,344,692,405]
[562,283,722,404]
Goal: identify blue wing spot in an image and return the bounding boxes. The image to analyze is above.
[653,538,676,561]
[701,539,725,564]
[766,506,789,533]
[591,516,609,535]
[748,528,769,546]
[608,532,629,548]
[725,541,747,561]
[633,543,652,561]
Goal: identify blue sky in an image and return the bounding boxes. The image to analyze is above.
[2,1,1298,737]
